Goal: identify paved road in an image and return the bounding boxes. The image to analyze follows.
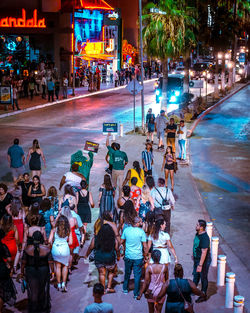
[190,84,250,304]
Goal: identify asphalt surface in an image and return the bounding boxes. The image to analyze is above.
[190,84,250,304]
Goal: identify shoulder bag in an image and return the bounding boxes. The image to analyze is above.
[175,279,194,313]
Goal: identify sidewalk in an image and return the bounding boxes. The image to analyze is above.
[7,133,234,313]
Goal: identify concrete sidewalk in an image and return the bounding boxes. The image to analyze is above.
[7,133,236,313]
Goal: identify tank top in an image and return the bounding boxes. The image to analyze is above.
[129,168,144,188]
[78,191,89,204]
[166,154,174,164]
[30,185,43,203]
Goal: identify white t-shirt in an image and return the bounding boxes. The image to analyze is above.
[63,78,68,87]
[64,172,82,187]
[178,125,187,140]
[151,187,175,209]
[121,227,146,260]
[84,302,113,313]
[148,231,170,248]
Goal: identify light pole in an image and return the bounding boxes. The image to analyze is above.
[139,0,145,130]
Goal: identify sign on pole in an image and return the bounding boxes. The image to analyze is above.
[189,80,204,88]
[103,123,118,134]
[126,79,143,95]
[84,141,99,154]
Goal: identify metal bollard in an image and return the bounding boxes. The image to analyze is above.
[234,295,244,313]
[211,237,219,267]
[120,123,124,137]
[225,272,236,308]
[217,255,227,286]
[206,222,213,243]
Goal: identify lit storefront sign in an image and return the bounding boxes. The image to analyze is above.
[85,41,104,55]
[107,12,119,20]
[0,9,46,28]
[79,0,114,10]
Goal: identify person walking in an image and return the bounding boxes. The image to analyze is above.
[161,146,176,191]
[85,224,119,293]
[77,180,94,237]
[49,215,72,292]
[47,78,54,102]
[83,283,114,313]
[147,219,178,266]
[28,77,35,100]
[136,185,154,225]
[142,142,154,177]
[41,75,47,99]
[151,178,175,234]
[121,216,147,298]
[0,184,13,220]
[27,175,46,205]
[155,110,167,150]
[21,231,53,313]
[12,84,21,110]
[106,134,128,197]
[63,76,68,99]
[137,250,168,313]
[7,138,25,182]
[157,263,205,312]
[146,108,155,144]
[26,139,46,177]
[192,219,211,303]
[123,161,145,189]
[16,173,32,209]
[98,174,117,222]
[177,120,187,161]
[166,118,177,153]
[55,79,60,100]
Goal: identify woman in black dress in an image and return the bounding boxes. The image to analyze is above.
[21,231,54,313]
[0,183,13,220]
[28,175,46,204]
[26,139,46,177]
[0,229,17,312]
[76,180,94,236]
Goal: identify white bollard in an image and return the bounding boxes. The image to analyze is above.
[211,237,219,267]
[112,134,116,141]
[120,124,124,137]
[217,255,227,286]
[234,295,244,313]
[225,272,236,308]
[206,222,213,243]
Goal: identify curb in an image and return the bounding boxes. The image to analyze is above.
[0,78,156,119]
[187,82,249,137]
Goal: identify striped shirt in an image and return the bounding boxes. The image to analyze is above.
[142,150,153,171]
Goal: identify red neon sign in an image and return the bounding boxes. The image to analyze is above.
[80,0,114,10]
[0,9,46,28]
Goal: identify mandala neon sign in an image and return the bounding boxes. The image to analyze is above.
[0,9,46,28]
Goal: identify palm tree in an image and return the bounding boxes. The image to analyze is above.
[142,0,197,110]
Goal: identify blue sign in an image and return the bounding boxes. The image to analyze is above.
[103,123,118,134]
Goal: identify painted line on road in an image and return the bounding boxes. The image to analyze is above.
[0,79,156,119]
[187,82,249,137]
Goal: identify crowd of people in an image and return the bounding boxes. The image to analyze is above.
[0,120,211,313]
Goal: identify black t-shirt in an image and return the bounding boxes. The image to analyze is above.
[18,181,32,206]
[167,124,177,138]
[0,193,13,220]
[193,232,210,261]
[146,113,155,125]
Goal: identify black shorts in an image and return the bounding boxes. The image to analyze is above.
[144,169,152,177]
[165,163,174,171]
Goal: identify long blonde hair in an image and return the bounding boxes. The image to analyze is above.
[141,184,151,201]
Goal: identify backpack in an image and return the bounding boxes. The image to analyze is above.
[155,188,170,210]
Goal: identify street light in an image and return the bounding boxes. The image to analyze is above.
[139,0,145,130]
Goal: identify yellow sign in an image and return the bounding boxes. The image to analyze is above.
[85,42,104,55]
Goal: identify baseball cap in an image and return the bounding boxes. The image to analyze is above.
[160,109,165,113]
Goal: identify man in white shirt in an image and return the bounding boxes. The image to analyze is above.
[63,77,68,99]
[151,177,175,233]
[84,283,113,313]
[41,75,47,99]
[155,110,168,150]
[177,119,187,160]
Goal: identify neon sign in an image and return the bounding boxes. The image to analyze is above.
[80,0,114,10]
[0,9,46,28]
[107,12,119,20]
[85,41,104,55]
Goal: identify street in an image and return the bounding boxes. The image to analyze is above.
[190,84,250,299]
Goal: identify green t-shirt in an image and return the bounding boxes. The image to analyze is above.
[107,146,128,170]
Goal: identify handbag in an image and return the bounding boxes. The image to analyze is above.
[174,162,178,173]
[155,188,171,210]
[175,279,194,313]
